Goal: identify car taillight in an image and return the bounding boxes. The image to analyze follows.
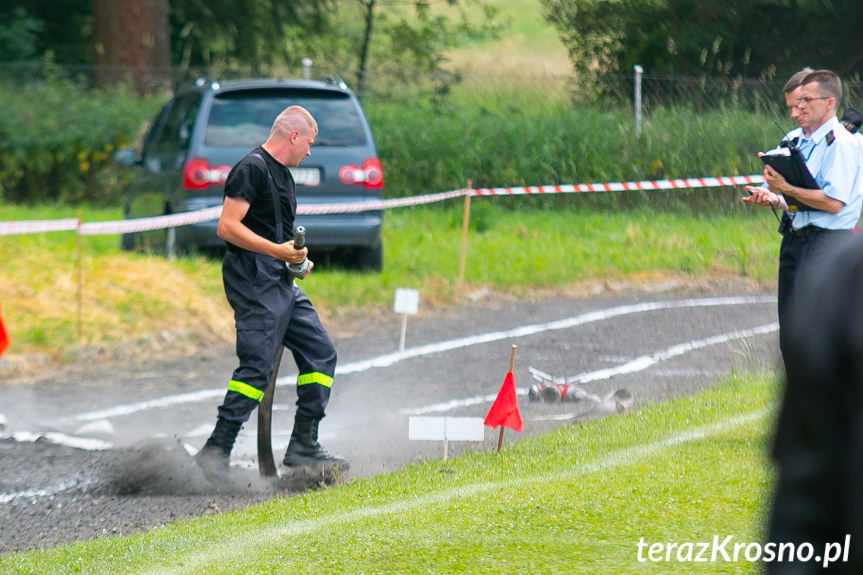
[338,158,384,189]
[182,158,231,190]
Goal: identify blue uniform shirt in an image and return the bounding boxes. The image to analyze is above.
[779,116,863,230]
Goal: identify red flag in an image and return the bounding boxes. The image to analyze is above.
[484,371,523,432]
[0,306,8,358]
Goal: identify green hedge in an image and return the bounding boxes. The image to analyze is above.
[1,73,782,212]
[365,82,782,213]
[0,68,162,205]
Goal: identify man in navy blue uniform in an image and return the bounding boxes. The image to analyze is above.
[744,69,863,371]
[745,70,863,573]
[196,106,347,482]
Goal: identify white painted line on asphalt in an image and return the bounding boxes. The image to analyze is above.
[0,478,90,505]
[6,430,113,450]
[62,295,775,423]
[649,368,727,377]
[327,295,776,378]
[144,408,770,575]
[402,322,778,415]
[565,322,778,385]
[532,413,582,422]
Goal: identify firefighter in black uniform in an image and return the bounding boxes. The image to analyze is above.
[196,105,347,482]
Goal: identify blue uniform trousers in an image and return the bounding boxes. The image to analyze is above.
[217,248,337,423]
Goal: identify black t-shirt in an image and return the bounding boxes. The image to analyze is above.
[223,146,296,250]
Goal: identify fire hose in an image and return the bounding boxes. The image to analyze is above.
[257,226,308,478]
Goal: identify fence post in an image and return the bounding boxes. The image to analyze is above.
[76,213,83,344]
[166,226,176,260]
[634,65,643,139]
[458,180,472,286]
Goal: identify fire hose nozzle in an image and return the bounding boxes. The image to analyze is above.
[287,225,309,278]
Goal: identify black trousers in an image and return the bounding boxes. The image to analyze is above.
[217,249,337,424]
[777,226,853,372]
[768,235,863,574]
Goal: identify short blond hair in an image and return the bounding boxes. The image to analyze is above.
[801,69,843,105]
[270,105,318,139]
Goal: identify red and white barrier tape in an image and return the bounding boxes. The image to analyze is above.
[469,175,763,196]
[78,206,223,236]
[0,174,764,237]
[296,188,468,215]
[0,218,79,236]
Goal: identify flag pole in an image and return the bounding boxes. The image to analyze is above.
[497,344,517,452]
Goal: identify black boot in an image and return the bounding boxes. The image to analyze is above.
[195,417,242,483]
[283,414,349,471]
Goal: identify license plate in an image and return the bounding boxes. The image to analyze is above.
[289,167,321,186]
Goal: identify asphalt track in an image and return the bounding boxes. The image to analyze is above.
[0,291,781,553]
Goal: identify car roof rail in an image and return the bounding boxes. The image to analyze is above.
[321,74,348,90]
[194,76,221,90]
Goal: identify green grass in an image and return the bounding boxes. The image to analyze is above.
[379,0,571,75]
[367,95,781,202]
[0,373,779,573]
[0,201,781,359]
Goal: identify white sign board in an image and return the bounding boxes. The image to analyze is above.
[394,288,419,315]
[409,416,485,441]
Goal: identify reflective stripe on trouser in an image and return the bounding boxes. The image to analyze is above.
[217,249,337,423]
[228,379,265,402]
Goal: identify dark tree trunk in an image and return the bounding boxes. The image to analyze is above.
[356,0,375,97]
[92,0,170,94]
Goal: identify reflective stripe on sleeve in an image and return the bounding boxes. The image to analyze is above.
[297,372,333,388]
[227,379,265,402]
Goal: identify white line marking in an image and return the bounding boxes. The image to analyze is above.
[565,322,778,385]
[401,391,526,415]
[63,296,775,423]
[402,322,778,415]
[6,430,113,451]
[532,413,582,422]
[145,408,769,575]
[0,478,93,505]
[331,295,776,377]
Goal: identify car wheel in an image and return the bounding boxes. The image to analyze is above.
[121,232,141,252]
[355,243,383,272]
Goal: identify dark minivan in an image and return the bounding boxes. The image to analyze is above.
[115,77,384,270]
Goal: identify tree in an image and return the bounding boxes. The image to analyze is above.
[92,0,171,93]
[0,1,91,65]
[352,0,501,99]
[0,7,43,61]
[168,0,334,75]
[1,0,500,98]
[542,0,863,80]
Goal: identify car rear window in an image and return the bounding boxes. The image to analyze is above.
[205,88,368,148]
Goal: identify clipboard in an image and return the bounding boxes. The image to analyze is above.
[759,145,819,213]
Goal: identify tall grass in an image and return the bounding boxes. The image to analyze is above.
[367,84,785,212]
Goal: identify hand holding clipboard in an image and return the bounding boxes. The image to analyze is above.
[759,142,819,212]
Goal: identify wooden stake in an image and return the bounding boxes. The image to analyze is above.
[458,180,472,285]
[76,213,83,344]
[497,344,517,452]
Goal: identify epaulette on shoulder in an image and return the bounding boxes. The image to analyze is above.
[826,130,835,145]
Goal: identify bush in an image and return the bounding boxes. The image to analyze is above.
[0,66,163,205]
[365,79,783,214]
[1,70,784,214]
